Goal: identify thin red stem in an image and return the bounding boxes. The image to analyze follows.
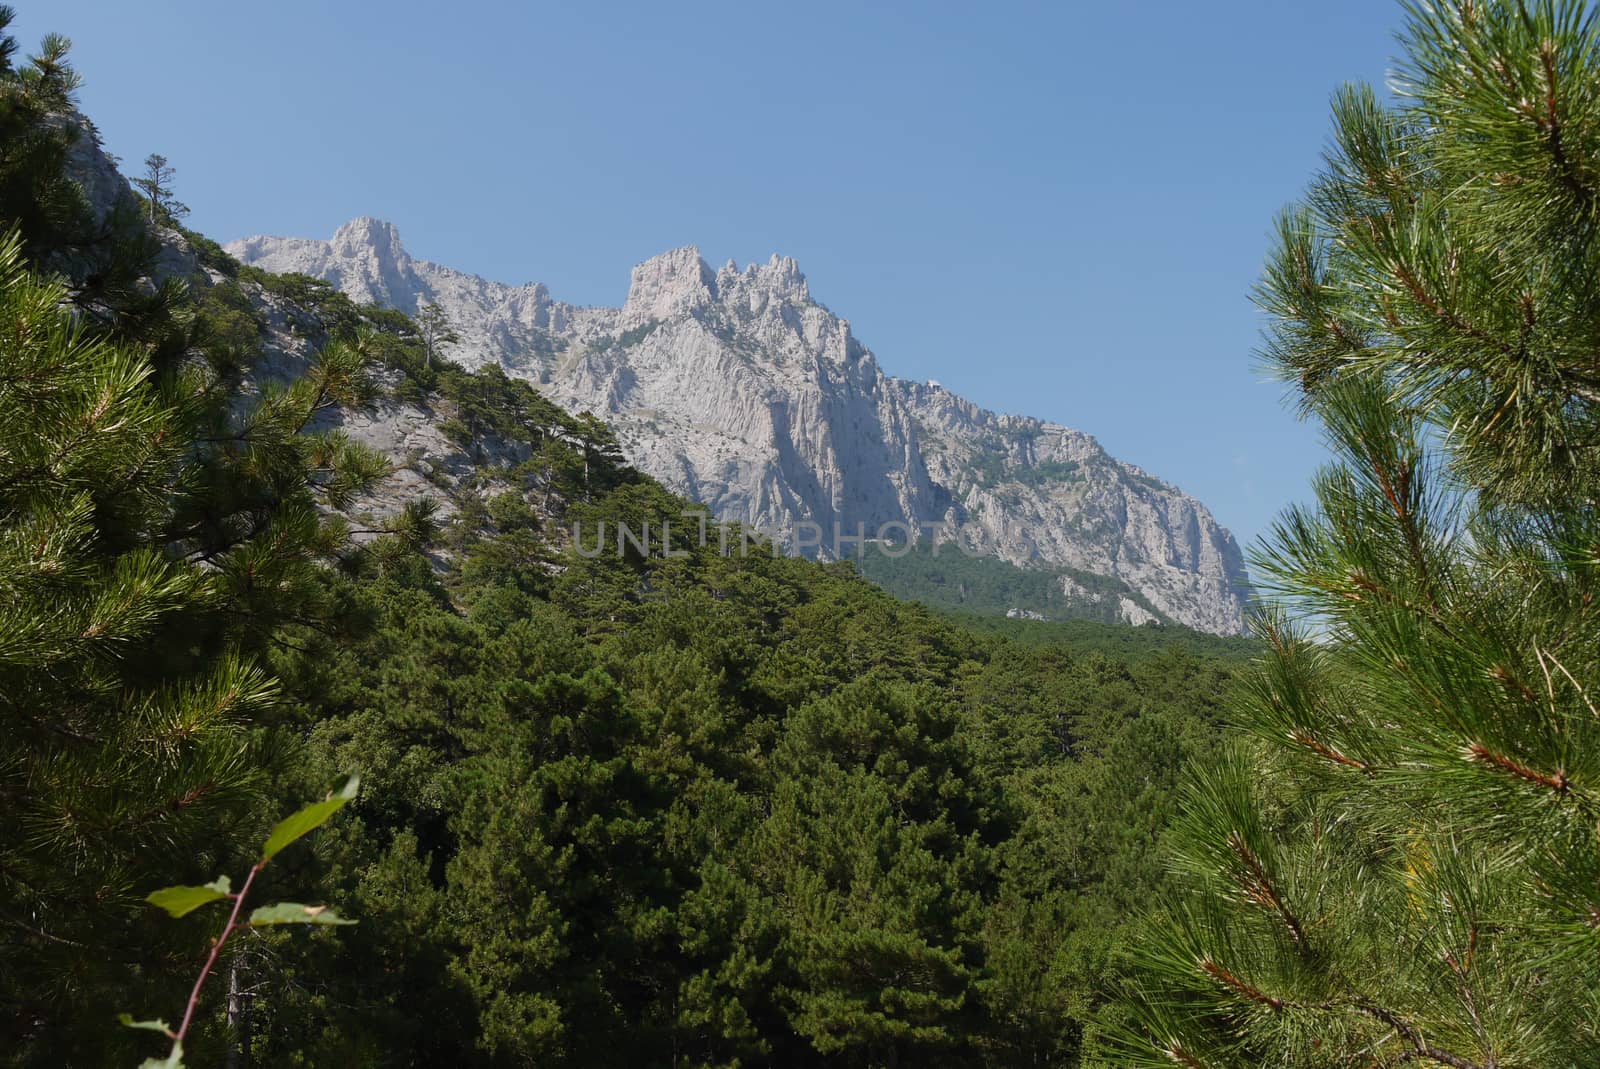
[174,860,263,1047]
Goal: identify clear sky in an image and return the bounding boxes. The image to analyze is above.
[20,0,1407,549]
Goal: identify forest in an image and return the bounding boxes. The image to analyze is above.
[0,13,1239,1066]
[6,2,1600,1068]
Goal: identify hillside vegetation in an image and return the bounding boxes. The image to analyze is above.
[855,538,1173,626]
[0,16,1245,1068]
[17,3,1589,1066]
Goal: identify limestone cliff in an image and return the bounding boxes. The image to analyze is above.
[229,221,1250,633]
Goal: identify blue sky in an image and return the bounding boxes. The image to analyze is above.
[21,0,1405,549]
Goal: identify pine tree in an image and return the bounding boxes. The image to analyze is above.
[1117,3,1600,1066]
[0,220,387,1063]
[0,229,254,1060]
[0,7,95,267]
[132,152,188,225]
[414,301,458,369]
[759,680,988,1068]
[0,38,389,1047]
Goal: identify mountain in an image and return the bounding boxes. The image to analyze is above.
[227,220,1252,634]
[20,109,1253,1069]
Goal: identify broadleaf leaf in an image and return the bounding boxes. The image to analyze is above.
[145,877,231,918]
[248,901,356,927]
[117,1013,175,1037]
[260,775,358,862]
[136,1039,183,1068]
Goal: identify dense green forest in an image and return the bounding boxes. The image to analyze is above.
[0,12,1247,1067]
[8,2,1600,1067]
[854,540,1173,627]
[938,612,1259,665]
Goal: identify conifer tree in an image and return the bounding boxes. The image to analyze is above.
[0,7,95,266]
[414,301,458,369]
[1118,3,1600,1066]
[133,152,188,225]
[0,22,388,1050]
[0,222,385,1063]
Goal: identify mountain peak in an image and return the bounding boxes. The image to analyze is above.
[709,253,810,307]
[227,217,420,310]
[225,223,1250,633]
[331,216,408,264]
[623,246,717,324]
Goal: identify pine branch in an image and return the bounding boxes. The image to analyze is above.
[1464,741,1569,794]
[1390,261,1514,358]
[1225,832,1308,950]
[1160,1042,1210,1069]
[1536,40,1594,213]
[1288,728,1372,772]
[1198,957,1284,1010]
[1355,1002,1490,1069]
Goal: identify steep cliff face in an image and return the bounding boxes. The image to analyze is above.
[228,221,1251,633]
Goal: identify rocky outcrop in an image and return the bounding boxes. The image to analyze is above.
[50,120,636,580]
[228,221,1252,633]
[58,152,521,543]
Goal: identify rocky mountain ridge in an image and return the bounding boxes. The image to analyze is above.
[227,219,1252,634]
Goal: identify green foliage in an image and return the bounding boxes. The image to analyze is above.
[974,454,1084,489]
[0,7,92,267]
[180,225,242,277]
[1020,458,1084,485]
[946,610,1260,663]
[246,903,356,927]
[261,773,360,860]
[857,538,1170,625]
[132,153,187,226]
[118,1016,176,1036]
[238,265,365,330]
[1258,0,1600,509]
[129,778,359,1069]
[415,301,460,368]
[146,879,234,920]
[0,229,259,1062]
[0,17,164,313]
[136,1044,184,1069]
[0,220,378,1063]
[0,23,385,1056]
[236,474,1242,1067]
[968,447,1086,490]
[1117,4,1600,1066]
[0,13,1258,1066]
[190,275,263,363]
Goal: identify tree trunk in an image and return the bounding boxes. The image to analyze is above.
[226,954,252,1069]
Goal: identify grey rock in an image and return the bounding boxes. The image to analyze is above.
[54,116,532,546]
[227,221,1252,633]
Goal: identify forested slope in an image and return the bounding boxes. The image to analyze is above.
[0,14,1249,1067]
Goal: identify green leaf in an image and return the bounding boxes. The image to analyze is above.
[137,1041,183,1069]
[248,901,356,927]
[117,1013,175,1037]
[260,774,359,862]
[144,876,232,918]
